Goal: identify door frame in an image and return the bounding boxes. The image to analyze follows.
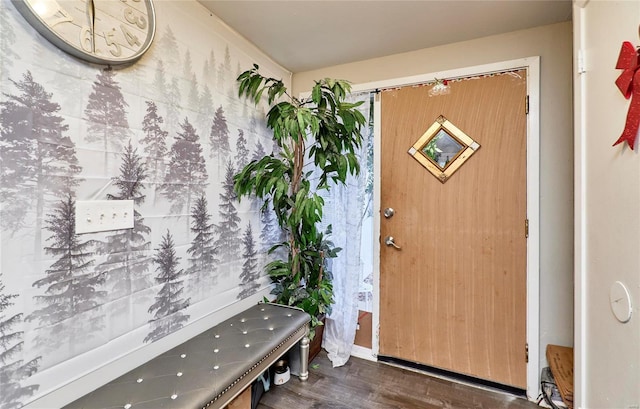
[350,56,540,399]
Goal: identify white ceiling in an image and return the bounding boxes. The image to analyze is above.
[199,0,572,73]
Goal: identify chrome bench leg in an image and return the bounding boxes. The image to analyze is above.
[299,334,309,381]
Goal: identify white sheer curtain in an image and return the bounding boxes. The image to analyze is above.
[318,91,373,367]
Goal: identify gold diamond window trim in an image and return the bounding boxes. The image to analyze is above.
[408,115,480,183]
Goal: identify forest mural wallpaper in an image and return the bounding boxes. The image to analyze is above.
[0,1,287,407]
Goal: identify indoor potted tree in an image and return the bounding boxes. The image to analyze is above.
[234,64,365,340]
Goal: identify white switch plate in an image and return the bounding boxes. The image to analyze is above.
[75,200,134,234]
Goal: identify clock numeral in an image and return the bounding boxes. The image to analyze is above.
[80,26,94,53]
[120,24,141,47]
[104,30,122,57]
[124,7,147,30]
[45,8,73,27]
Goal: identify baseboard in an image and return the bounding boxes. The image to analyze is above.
[350,345,376,362]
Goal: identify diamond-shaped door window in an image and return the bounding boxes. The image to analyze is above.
[408,115,480,183]
[421,129,465,170]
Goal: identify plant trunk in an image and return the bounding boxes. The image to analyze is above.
[289,136,305,278]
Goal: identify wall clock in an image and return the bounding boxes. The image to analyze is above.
[12,0,156,65]
[609,281,633,323]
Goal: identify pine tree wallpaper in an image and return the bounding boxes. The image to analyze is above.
[0,1,287,407]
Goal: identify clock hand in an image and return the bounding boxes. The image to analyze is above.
[86,0,95,53]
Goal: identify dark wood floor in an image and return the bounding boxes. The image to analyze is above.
[257,351,540,409]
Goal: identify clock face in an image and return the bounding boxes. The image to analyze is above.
[12,0,156,65]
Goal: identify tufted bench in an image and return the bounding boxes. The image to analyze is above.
[64,303,310,409]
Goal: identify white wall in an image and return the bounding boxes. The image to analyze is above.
[294,22,574,378]
[574,1,640,408]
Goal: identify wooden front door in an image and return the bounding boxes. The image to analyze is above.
[379,70,528,388]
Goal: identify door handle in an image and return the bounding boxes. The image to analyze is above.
[383,208,395,218]
[384,236,401,250]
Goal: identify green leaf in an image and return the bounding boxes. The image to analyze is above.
[346,153,360,176]
[297,110,307,135]
[248,75,263,97]
[337,155,348,181]
[312,84,322,105]
[254,87,265,105]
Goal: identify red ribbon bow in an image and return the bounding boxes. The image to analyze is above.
[613,41,640,150]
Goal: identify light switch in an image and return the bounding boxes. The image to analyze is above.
[75,200,134,234]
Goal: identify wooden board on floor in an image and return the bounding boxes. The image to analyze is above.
[546,344,574,408]
[354,311,372,349]
[226,387,251,409]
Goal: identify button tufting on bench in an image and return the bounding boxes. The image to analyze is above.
[63,304,310,409]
